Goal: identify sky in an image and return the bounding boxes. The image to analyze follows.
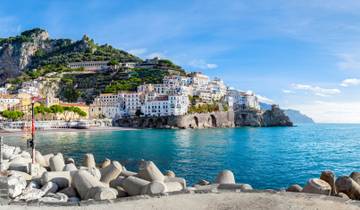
[1,0,360,123]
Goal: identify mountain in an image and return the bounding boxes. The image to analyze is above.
[283,109,315,124]
[0,28,141,82]
[0,28,186,103]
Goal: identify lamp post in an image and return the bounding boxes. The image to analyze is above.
[31,100,35,164]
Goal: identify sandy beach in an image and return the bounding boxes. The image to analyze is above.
[1,191,359,210]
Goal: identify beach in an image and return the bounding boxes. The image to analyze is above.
[2,191,360,210]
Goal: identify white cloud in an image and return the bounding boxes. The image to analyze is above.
[188,59,218,69]
[291,83,341,97]
[128,48,147,56]
[282,89,295,94]
[257,94,274,104]
[291,101,360,123]
[340,78,360,87]
[337,53,360,71]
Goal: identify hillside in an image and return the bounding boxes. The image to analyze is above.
[0,28,186,103]
[283,109,315,124]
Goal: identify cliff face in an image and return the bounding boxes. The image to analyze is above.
[0,29,50,80]
[235,105,293,127]
[0,28,141,84]
[261,105,293,127]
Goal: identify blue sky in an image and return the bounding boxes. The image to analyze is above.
[1,0,360,123]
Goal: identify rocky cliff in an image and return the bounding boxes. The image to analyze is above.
[0,28,140,84]
[115,107,292,129]
[235,105,293,127]
[0,28,50,80]
[261,105,293,127]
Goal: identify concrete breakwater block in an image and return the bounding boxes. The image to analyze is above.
[59,187,78,198]
[142,181,167,195]
[8,170,32,181]
[35,151,46,167]
[49,154,65,171]
[215,170,235,184]
[286,184,303,192]
[100,161,122,184]
[8,162,30,173]
[320,170,337,195]
[165,177,187,189]
[120,169,137,177]
[72,170,115,200]
[164,170,175,178]
[302,178,331,195]
[335,176,360,199]
[218,183,253,191]
[138,161,165,182]
[164,181,183,192]
[41,171,71,189]
[64,163,77,172]
[120,176,150,196]
[42,154,54,167]
[8,175,26,199]
[100,158,111,169]
[39,192,68,203]
[87,186,118,200]
[65,158,75,165]
[109,176,126,188]
[41,181,59,195]
[350,172,360,185]
[87,167,101,180]
[83,153,96,168]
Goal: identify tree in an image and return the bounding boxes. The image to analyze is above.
[0,110,24,121]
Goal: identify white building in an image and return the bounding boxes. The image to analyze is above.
[68,61,110,72]
[141,94,189,117]
[89,92,141,119]
[207,78,227,101]
[189,72,209,93]
[226,90,260,110]
[89,93,122,119]
[163,75,191,87]
[0,95,20,111]
[117,92,141,116]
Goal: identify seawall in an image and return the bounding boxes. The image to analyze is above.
[114,106,292,129]
[114,111,235,129]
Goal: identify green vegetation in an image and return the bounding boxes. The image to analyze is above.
[103,68,169,93]
[188,103,220,114]
[0,110,24,121]
[59,78,81,102]
[34,104,86,120]
[0,28,46,46]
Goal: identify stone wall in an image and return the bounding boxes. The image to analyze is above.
[115,106,292,129]
[114,111,235,129]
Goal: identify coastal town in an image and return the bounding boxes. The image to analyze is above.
[0,57,262,130]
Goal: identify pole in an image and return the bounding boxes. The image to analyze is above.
[0,136,3,172]
[31,100,35,164]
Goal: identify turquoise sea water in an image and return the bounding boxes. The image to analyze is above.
[3,124,360,189]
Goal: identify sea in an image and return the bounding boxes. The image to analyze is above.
[3,123,360,189]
